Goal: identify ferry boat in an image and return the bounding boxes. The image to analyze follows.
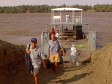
[41,7,96,62]
[50,7,84,40]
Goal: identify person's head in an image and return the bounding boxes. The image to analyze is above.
[31,38,37,48]
[72,44,76,47]
[51,34,55,41]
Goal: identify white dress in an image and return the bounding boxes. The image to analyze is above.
[71,46,76,56]
[70,46,78,65]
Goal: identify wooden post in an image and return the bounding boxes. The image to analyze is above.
[88,31,96,53]
[41,32,50,55]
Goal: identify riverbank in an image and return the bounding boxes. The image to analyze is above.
[0,39,112,84]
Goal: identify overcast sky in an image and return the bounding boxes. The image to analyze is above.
[0,0,112,6]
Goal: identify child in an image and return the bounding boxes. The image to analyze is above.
[70,44,78,67]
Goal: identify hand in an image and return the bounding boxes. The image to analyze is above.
[43,64,46,69]
[63,52,65,56]
[26,50,31,54]
[47,55,50,58]
[42,59,46,69]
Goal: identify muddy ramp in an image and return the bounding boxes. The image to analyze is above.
[0,40,33,84]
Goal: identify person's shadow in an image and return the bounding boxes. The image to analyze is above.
[55,72,90,84]
[40,63,91,84]
[39,64,65,84]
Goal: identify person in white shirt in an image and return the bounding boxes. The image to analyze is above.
[70,44,78,67]
[55,31,59,39]
[26,38,46,84]
[66,14,70,23]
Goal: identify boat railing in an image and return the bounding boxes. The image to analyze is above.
[51,16,82,25]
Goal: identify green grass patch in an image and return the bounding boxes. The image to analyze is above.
[76,44,87,50]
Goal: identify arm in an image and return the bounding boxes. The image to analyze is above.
[57,40,66,56]
[76,49,80,56]
[48,49,50,58]
[40,48,46,59]
[26,50,31,54]
[39,49,46,69]
[26,44,31,54]
[42,59,46,69]
[47,42,50,58]
[61,47,66,56]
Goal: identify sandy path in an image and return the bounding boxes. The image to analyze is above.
[39,62,91,84]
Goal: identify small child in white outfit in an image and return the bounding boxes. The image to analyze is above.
[70,44,78,67]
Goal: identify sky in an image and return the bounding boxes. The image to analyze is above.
[0,0,112,6]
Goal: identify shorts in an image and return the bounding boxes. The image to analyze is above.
[33,67,40,75]
[50,53,60,63]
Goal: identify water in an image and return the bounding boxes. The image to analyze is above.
[0,12,111,46]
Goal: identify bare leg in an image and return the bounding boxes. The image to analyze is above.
[55,62,60,72]
[55,62,59,68]
[34,74,39,84]
[51,63,56,73]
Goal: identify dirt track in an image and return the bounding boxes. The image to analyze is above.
[1,39,112,84]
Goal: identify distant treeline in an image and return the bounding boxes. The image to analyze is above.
[0,4,112,13]
[94,4,112,12]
